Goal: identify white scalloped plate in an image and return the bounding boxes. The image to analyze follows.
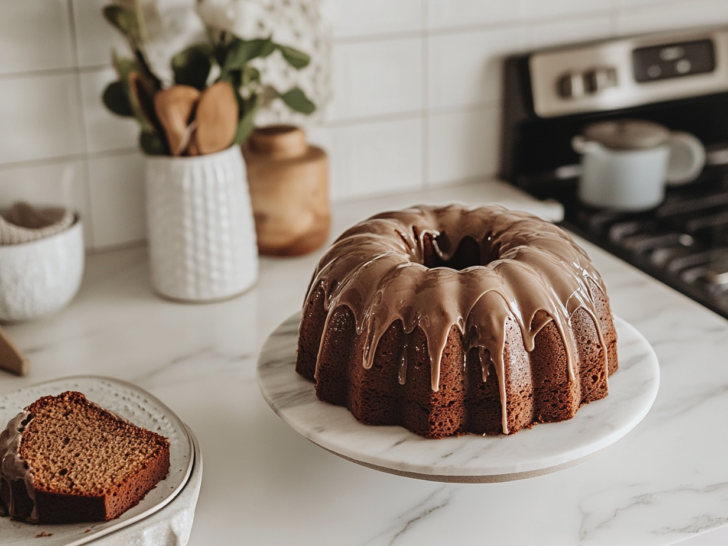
[257,313,660,482]
[1,376,194,546]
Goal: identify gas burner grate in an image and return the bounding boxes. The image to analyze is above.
[562,168,728,319]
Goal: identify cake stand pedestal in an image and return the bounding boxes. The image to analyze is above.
[257,313,660,483]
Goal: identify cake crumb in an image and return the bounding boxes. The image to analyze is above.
[3,391,170,523]
[35,531,53,537]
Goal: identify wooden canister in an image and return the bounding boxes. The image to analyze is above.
[243,125,330,256]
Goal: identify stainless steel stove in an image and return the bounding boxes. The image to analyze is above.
[501,26,728,319]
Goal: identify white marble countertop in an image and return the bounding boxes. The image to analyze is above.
[2,180,727,545]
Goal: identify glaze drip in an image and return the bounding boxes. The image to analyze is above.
[0,411,37,522]
[398,345,408,385]
[306,205,610,434]
[479,348,490,383]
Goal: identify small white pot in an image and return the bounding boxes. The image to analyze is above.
[573,120,706,211]
[0,218,84,322]
[145,146,258,302]
[575,140,670,211]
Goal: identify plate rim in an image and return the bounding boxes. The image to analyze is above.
[1,375,194,546]
[257,313,660,482]
[85,423,203,545]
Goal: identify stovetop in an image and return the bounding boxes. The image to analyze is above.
[559,166,728,320]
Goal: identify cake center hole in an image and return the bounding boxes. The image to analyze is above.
[422,235,487,270]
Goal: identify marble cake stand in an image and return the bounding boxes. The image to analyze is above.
[257,313,660,483]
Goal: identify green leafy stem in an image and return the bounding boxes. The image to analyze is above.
[101,5,316,155]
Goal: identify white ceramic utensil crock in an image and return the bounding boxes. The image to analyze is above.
[0,217,84,322]
[573,120,705,211]
[145,146,258,302]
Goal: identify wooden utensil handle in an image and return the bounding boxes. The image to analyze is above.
[0,326,29,376]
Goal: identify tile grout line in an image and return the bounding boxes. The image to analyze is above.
[320,102,500,129]
[331,173,496,206]
[0,63,112,81]
[323,110,424,127]
[66,0,96,249]
[0,148,140,173]
[331,8,616,45]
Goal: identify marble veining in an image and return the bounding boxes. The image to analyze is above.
[2,180,728,544]
[658,514,728,535]
[131,347,257,390]
[578,481,728,543]
[257,313,660,481]
[361,486,453,546]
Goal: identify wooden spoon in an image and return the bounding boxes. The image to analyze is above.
[128,71,159,130]
[0,326,29,376]
[194,81,239,155]
[154,85,201,156]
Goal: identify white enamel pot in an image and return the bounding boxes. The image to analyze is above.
[145,146,258,302]
[573,120,705,211]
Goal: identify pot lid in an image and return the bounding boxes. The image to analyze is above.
[582,119,670,150]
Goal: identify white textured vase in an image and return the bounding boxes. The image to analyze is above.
[145,146,258,302]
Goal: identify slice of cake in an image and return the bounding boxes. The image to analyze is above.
[0,391,170,524]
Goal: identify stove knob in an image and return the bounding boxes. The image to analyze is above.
[557,72,586,99]
[584,67,618,94]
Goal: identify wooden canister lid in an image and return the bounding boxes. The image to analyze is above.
[249,125,308,159]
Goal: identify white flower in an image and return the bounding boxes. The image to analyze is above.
[145,5,207,85]
[112,0,207,85]
[196,0,271,40]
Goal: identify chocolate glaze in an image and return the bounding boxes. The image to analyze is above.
[0,411,36,521]
[304,205,610,433]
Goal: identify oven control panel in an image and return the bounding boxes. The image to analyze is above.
[530,28,728,117]
[633,39,715,82]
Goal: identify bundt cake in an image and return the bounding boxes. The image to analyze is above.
[296,204,618,438]
[0,391,170,523]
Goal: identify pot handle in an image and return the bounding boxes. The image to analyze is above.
[665,132,706,186]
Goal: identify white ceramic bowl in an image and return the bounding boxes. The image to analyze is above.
[0,217,84,322]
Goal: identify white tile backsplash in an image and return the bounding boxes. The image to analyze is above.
[338,117,423,198]
[0,0,724,249]
[72,0,129,68]
[0,159,92,247]
[0,0,75,75]
[87,153,146,248]
[0,73,85,166]
[331,38,423,120]
[428,26,527,111]
[305,126,344,201]
[522,0,614,19]
[427,107,499,186]
[79,68,139,154]
[615,0,686,9]
[616,0,728,35]
[527,13,613,49]
[426,0,523,31]
[334,0,422,39]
